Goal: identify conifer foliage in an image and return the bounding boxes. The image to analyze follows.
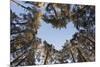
[10,0,95,66]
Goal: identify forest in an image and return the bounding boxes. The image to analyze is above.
[10,0,95,66]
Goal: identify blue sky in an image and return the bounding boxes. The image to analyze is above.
[37,20,78,50]
[11,1,78,50]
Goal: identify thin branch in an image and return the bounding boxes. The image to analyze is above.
[11,0,32,11]
[80,34,95,44]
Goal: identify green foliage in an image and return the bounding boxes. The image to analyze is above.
[10,1,95,66]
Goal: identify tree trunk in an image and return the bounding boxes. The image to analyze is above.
[70,49,76,62]
[44,49,49,65]
[77,48,87,62]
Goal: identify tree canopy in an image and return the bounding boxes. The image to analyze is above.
[10,0,95,66]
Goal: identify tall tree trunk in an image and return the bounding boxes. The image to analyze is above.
[70,49,76,62]
[44,49,49,65]
[77,48,87,62]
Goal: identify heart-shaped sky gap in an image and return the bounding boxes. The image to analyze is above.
[10,0,95,65]
[37,20,78,50]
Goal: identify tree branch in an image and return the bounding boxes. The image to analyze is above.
[11,0,32,11]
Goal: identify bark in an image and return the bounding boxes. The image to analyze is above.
[77,48,87,62]
[44,49,49,65]
[70,49,76,62]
